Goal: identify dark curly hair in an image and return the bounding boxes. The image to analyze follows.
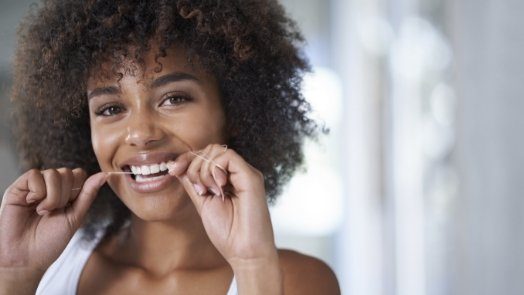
[11,0,320,239]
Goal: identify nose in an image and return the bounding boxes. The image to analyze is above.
[124,110,165,148]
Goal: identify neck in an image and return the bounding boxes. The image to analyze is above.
[109,206,227,276]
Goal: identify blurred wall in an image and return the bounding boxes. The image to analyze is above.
[0,0,34,190]
[450,0,524,294]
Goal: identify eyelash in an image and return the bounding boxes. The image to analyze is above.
[94,104,125,117]
[159,93,192,107]
[93,94,191,117]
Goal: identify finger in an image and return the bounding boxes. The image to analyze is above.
[2,169,46,207]
[185,145,211,183]
[200,145,228,196]
[57,168,74,208]
[67,172,108,229]
[206,144,229,187]
[167,151,196,177]
[211,166,228,188]
[70,168,88,202]
[26,170,47,205]
[36,169,62,215]
[177,175,206,215]
[184,146,214,196]
[210,149,265,196]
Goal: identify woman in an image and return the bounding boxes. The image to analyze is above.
[0,0,340,294]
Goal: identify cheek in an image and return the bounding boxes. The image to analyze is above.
[174,110,226,147]
[90,122,121,169]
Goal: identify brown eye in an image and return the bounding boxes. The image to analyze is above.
[95,105,124,116]
[160,94,191,107]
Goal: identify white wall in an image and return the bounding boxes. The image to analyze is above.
[450,0,524,294]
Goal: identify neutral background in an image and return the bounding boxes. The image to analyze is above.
[1,0,524,294]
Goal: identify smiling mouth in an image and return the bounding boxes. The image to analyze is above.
[122,161,171,183]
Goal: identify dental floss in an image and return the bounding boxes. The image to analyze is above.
[175,138,229,201]
[71,172,133,190]
[188,145,228,172]
[187,145,228,201]
[71,146,229,200]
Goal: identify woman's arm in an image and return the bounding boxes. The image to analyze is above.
[231,254,283,295]
[0,169,107,294]
[169,144,283,294]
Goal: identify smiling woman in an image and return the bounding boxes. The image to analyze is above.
[0,0,339,294]
[88,46,228,221]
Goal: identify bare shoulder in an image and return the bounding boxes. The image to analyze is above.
[277,249,340,295]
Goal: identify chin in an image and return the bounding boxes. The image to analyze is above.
[124,192,195,221]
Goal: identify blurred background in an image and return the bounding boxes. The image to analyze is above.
[1,0,524,294]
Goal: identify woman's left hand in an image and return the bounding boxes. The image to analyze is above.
[167,144,278,268]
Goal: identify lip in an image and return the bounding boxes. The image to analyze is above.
[127,172,178,194]
[119,152,180,194]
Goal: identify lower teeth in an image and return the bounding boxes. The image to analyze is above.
[135,174,167,183]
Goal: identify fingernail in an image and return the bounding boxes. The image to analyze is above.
[167,161,180,176]
[193,183,206,196]
[26,198,36,204]
[37,209,50,216]
[167,161,176,171]
[209,186,220,197]
[212,167,228,186]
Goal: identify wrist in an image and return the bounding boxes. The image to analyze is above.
[230,253,283,295]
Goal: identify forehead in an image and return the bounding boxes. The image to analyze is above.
[87,45,209,88]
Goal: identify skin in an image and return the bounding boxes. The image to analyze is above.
[0,46,340,294]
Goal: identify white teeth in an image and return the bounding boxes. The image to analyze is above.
[131,166,138,175]
[150,164,160,174]
[141,165,151,175]
[129,161,170,177]
[135,174,165,183]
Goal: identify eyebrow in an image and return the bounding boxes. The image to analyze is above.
[87,72,200,100]
[150,72,200,88]
[87,86,120,100]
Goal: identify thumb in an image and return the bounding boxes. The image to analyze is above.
[68,172,108,228]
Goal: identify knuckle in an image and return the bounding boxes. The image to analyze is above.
[58,168,74,181]
[201,144,212,154]
[27,168,41,177]
[201,172,214,186]
[253,168,264,180]
[186,168,199,182]
[44,195,61,208]
[26,169,43,185]
[75,168,87,179]
[43,168,60,180]
[223,148,237,159]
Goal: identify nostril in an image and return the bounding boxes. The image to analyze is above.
[124,124,165,148]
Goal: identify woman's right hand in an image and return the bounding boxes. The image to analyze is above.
[0,168,107,281]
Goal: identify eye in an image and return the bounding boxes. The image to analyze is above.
[94,104,125,117]
[159,94,191,107]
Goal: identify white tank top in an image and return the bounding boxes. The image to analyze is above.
[36,230,237,295]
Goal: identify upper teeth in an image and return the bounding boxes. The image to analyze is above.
[130,162,169,176]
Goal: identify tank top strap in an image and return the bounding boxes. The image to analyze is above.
[226,275,237,295]
[36,230,101,295]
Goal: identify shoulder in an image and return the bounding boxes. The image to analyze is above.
[277,249,340,295]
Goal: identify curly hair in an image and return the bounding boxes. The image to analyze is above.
[11,0,320,239]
